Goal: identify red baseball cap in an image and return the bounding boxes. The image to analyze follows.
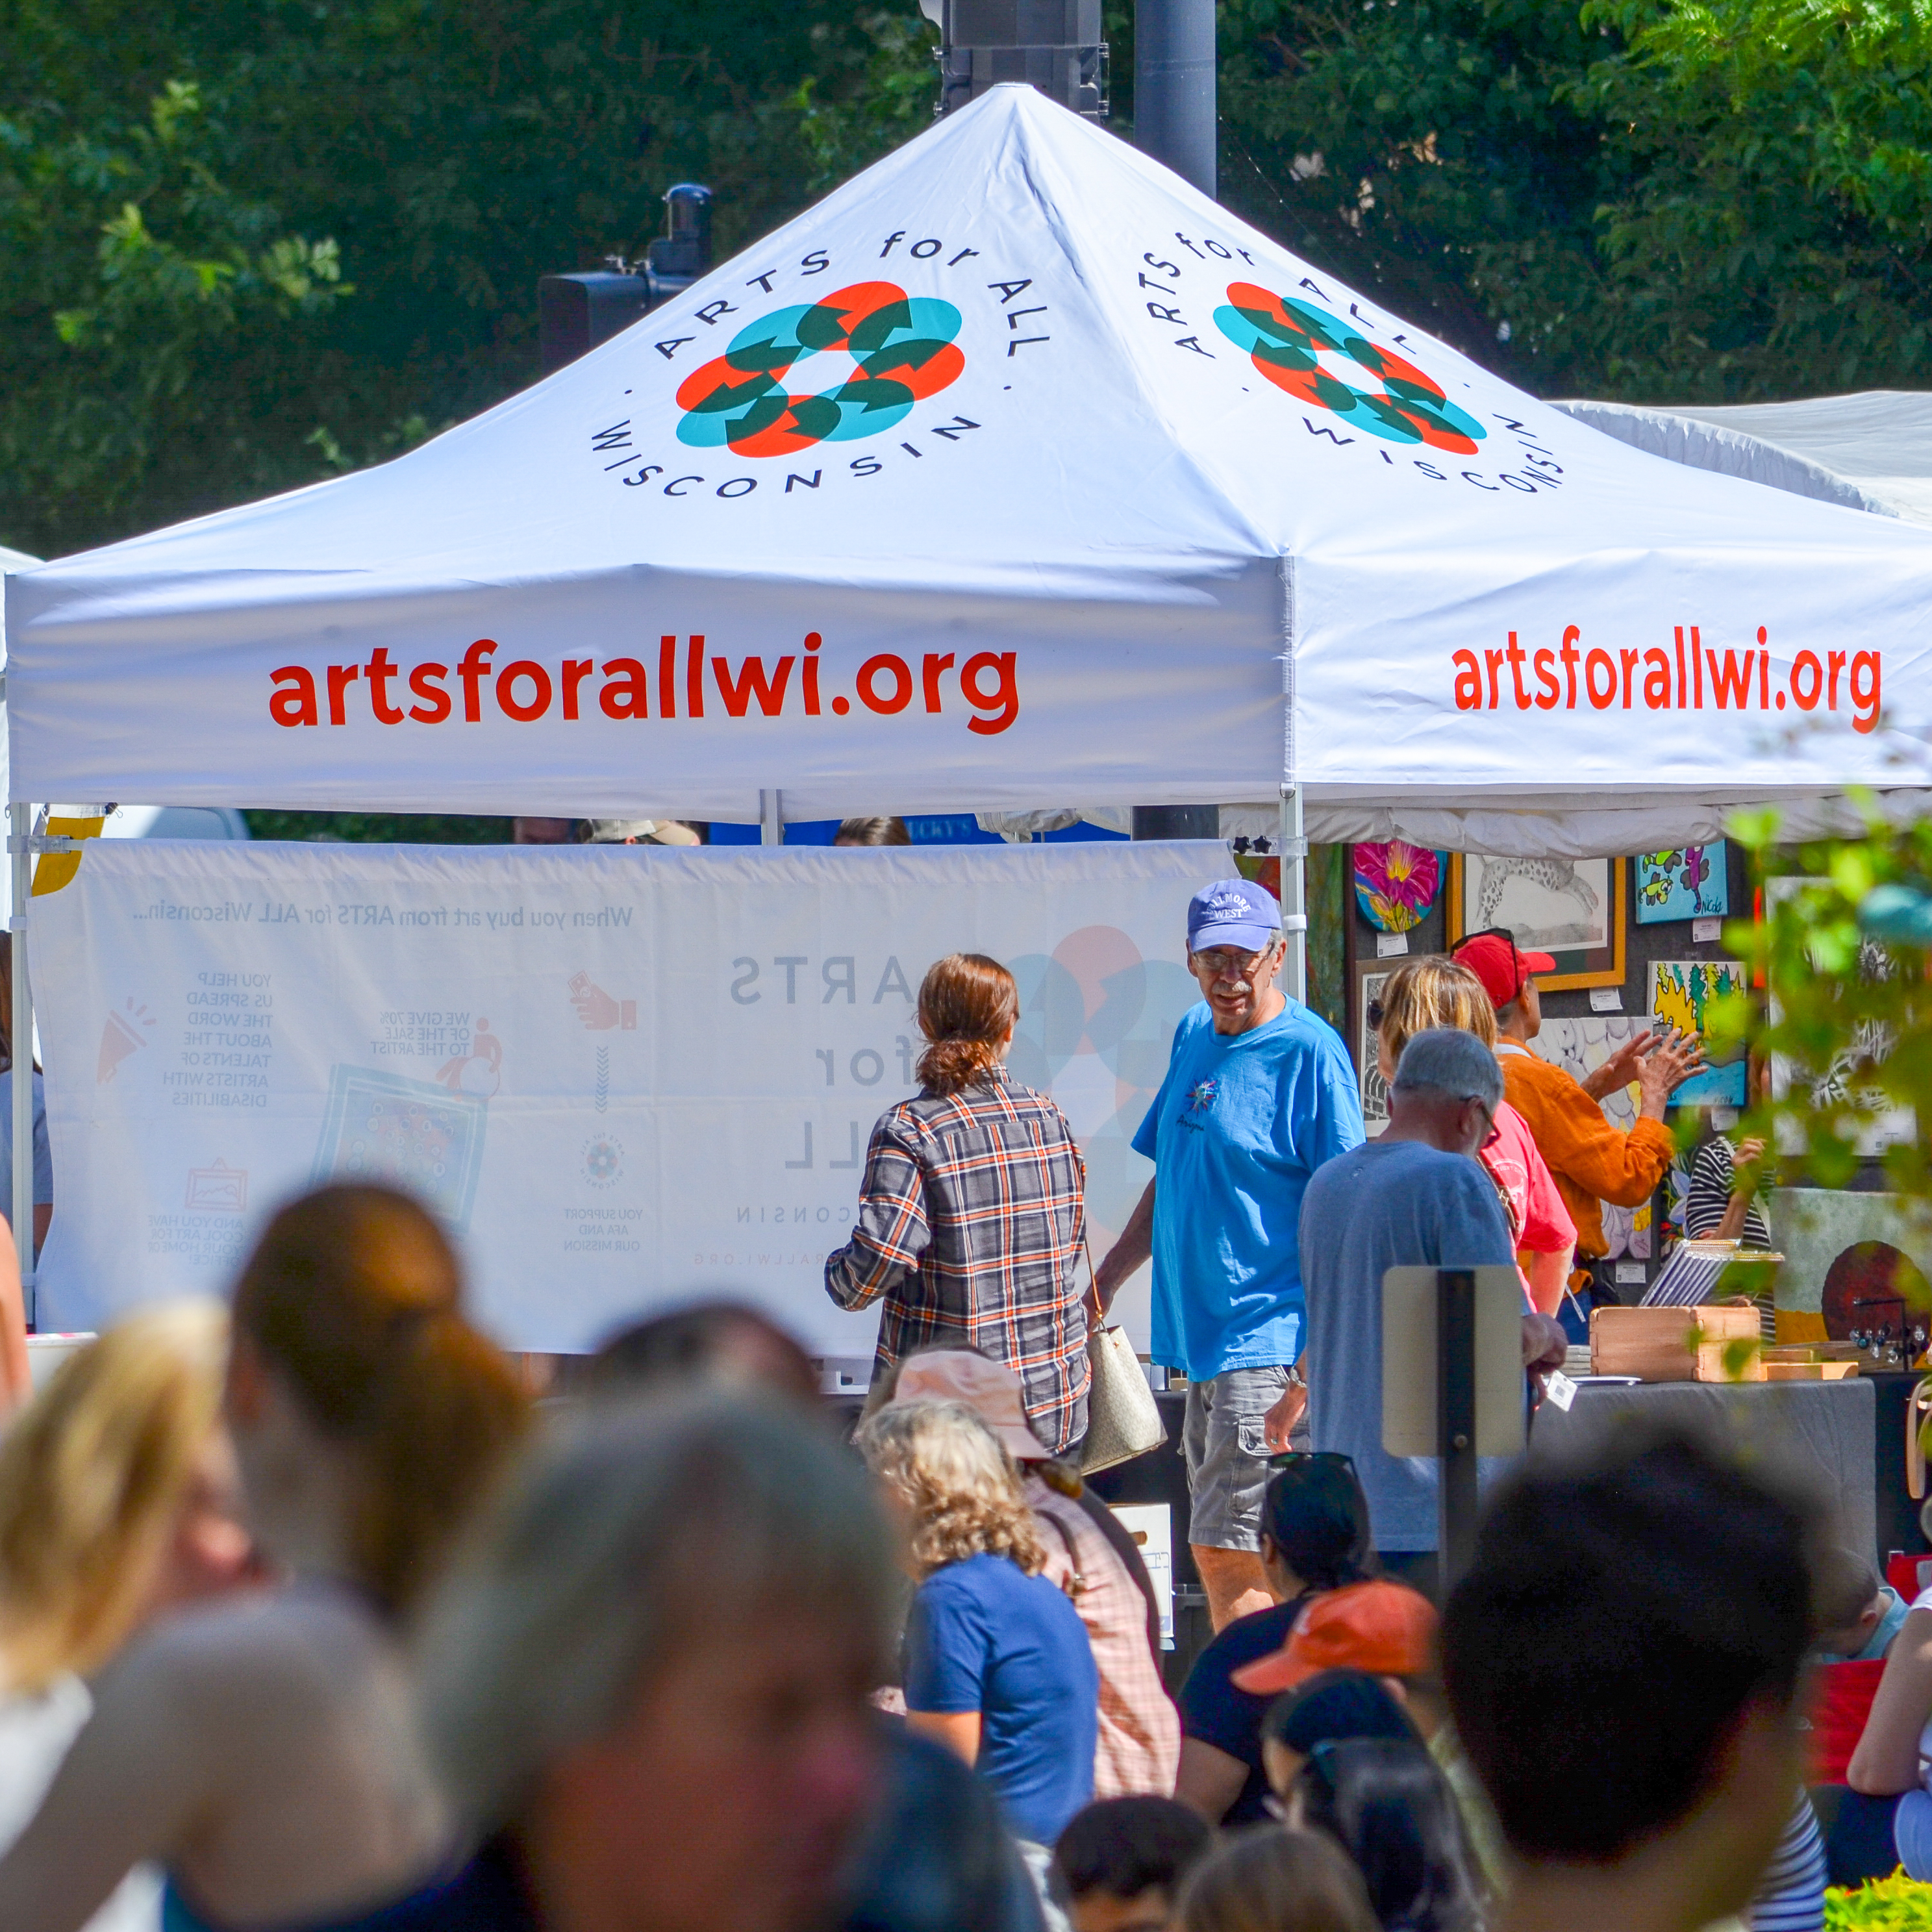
[1452,929,1555,1010]
[1230,1579,1439,1696]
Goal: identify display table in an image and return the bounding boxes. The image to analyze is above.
[1532,1377,1876,1560]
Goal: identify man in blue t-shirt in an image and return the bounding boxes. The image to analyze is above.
[1093,877,1363,1628]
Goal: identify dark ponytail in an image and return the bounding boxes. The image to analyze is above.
[1262,1455,1377,1592]
[916,953,1018,1096]
[232,1183,530,1614]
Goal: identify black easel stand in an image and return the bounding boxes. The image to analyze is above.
[1436,1268,1479,1594]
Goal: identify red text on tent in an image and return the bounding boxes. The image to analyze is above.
[268,633,1021,736]
[1452,625,1882,734]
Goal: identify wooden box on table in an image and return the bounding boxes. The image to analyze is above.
[1589,1304,1766,1383]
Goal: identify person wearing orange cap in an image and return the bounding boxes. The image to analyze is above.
[1450,927,1702,1304]
[1230,1577,1508,1894]
[889,1349,1181,1801]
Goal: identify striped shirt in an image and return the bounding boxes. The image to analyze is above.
[1751,1791,1826,1932]
[825,1070,1090,1453]
[1685,1136,1773,1248]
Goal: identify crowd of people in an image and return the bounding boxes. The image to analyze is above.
[0,871,1901,1931]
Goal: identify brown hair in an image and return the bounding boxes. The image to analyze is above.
[232,1185,531,1615]
[916,953,1018,1095]
[834,816,911,846]
[1175,1826,1379,1932]
[1376,956,1497,1073]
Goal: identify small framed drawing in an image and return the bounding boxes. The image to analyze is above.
[1447,855,1627,992]
[1649,959,1750,1109]
[1635,844,1729,924]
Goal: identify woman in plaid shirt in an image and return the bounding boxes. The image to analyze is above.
[825,953,1091,1455]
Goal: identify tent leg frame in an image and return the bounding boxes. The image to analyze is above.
[1279,785,1307,1005]
[10,803,31,1329]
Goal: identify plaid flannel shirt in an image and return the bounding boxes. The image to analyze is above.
[825,1069,1090,1453]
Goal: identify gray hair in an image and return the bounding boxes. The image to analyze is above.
[1392,1027,1505,1108]
[415,1392,895,1829]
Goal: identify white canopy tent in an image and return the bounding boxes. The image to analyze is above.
[1555,392,1932,530]
[10,84,1932,1291]
[11,84,1932,853]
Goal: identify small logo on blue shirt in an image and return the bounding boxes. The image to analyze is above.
[1181,1076,1218,1129]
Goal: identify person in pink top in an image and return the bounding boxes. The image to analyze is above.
[888,1349,1182,1800]
[1372,958,1577,1315]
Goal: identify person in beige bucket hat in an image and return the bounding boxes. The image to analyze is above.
[889,1349,1181,1800]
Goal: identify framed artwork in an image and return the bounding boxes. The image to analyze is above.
[1447,855,1627,991]
[1635,843,1729,924]
[1352,841,1443,935]
[1357,964,1391,1138]
[1648,959,1750,1110]
[1530,1018,1653,1258]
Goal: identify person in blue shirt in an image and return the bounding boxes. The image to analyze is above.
[1092,877,1364,1630]
[857,1396,1098,1906]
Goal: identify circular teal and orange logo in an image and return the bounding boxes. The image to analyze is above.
[675,282,964,458]
[1212,282,1485,453]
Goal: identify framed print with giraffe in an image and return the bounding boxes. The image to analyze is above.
[1446,855,1627,992]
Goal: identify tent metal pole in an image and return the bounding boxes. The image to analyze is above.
[10,803,31,1327]
[1279,784,1307,1005]
[759,790,782,847]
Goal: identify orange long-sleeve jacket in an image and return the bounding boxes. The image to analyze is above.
[1496,1043,1675,1260]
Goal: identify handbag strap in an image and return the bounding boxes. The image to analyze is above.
[1038,1500,1087,1598]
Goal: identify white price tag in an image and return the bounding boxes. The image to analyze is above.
[1544,1369,1577,1412]
[1616,1261,1647,1285]
[1376,931,1409,958]
[1589,986,1624,1012]
[1692,916,1723,944]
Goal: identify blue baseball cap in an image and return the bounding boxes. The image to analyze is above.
[1188,877,1283,954]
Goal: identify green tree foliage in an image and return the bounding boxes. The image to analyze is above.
[0,0,937,557]
[1714,805,1932,1249]
[1212,0,1932,398]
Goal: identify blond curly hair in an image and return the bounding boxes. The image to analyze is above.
[1377,955,1498,1074]
[855,1398,1046,1578]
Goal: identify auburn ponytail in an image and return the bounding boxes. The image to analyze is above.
[916,953,1019,1096]
[231,1184,530,1616]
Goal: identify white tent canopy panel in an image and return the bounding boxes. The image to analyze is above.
[9,86,1932,844]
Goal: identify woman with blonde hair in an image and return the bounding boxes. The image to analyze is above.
[857,1397,1098,1885]
[827,952,1090,1455]
[0,1300,253,1932]
[1374,955,1576,1315]
[0,1182,532,1932]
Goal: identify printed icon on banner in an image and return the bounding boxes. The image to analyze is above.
[312,1066,488,1230]
[184,1159,248,1214]
[583,1133,625,1190]
[97,997,156,1084]
[434,1016,502,1098]
[568,972,636,1032]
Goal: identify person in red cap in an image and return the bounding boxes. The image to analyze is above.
[1450,927,1701,1303]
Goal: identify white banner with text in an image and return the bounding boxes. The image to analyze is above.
[31,838,1225,1353]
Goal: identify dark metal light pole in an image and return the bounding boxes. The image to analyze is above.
[1135,0,1215,197]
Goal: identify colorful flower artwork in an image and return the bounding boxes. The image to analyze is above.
[1635,844,1729,924]
[1353,841,1442,933]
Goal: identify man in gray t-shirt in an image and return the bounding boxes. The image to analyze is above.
[1298,1029,1520,1564]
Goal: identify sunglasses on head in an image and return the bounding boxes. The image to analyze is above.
[1267,1449,1358,1472]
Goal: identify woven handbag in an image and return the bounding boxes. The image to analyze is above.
[1081,1320,1168,1475]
